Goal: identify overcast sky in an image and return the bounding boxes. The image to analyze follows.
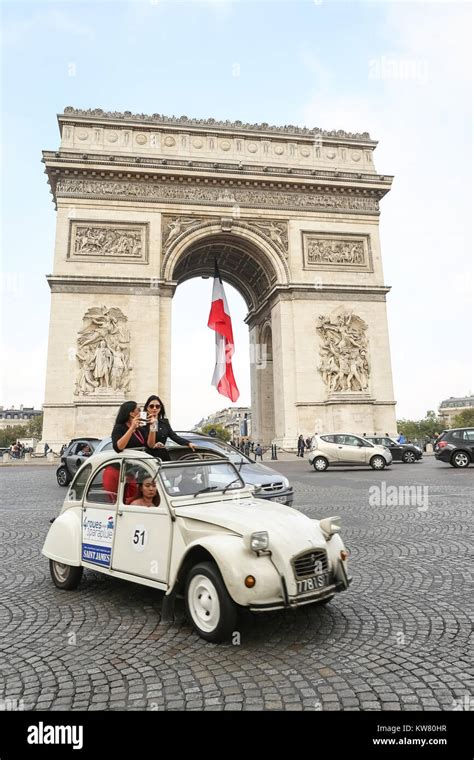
[1,0,472,429]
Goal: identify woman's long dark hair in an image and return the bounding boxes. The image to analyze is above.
[115,401,137,425]
[143,395,166,420]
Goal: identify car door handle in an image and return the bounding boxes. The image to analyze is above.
[338,446,343,449]
[117,511,123,517]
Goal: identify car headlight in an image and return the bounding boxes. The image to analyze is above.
[249,531,269,552]
[282,477,290,489]
[248,482,262,492]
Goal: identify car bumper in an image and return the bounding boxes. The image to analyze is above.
[435,449,453,463]
[249,577,352,612]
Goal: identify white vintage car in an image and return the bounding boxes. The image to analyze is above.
[42,450,351,642]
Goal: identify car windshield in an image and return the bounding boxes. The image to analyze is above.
[159,460,245,497]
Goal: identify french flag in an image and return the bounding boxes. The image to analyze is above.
[207,260,240,402]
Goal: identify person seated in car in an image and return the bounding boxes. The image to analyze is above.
[81,444,92,457]
[130,476,160,507]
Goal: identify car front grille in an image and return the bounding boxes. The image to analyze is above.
[260,481,284,493]
[292,549,329,579]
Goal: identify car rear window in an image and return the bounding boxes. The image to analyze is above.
[320,435,335,443]
[463,429,474,441]
[68,464,92,501]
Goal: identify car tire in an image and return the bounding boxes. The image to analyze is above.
[56,466,71,487]
[370,455,386,470]
[185,561,237,643]
[451,451,470,468]
[312,457,329,472]
[402,451,416,464]
[49,560,83,590]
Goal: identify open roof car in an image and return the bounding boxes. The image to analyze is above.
[43,451,351,642]
[84,433,294,506]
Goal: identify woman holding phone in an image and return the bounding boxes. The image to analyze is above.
[142,394,196,461]
[111,401,148,452]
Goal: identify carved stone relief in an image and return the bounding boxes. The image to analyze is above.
[57,178,380,214]
[161,214,289,261]
[317,310,370,393]
[74,306,131,395]
[303,233,372,271]
[68,222,148,262]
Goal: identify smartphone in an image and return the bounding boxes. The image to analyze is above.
[139,411,147,426]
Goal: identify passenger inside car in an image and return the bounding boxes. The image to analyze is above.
[130,476,160,507]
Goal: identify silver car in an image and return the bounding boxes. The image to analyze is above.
[308,434,392,471]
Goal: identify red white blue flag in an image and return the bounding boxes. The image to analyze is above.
[207,261,240,402]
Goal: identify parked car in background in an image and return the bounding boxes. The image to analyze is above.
[43,450,351,642]
[79,433,294,505]
[434,428,474,468]
[309,434,392,471]
[56,438,100,486]
[364,436,422,463]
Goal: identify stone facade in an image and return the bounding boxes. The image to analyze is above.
[42,108,396,447]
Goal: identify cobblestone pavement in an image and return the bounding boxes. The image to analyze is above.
[0,458,472,711]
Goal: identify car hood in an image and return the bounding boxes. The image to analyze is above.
[175,499,326,548]
[237,461,288,486]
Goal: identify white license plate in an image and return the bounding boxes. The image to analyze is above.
[271,495,287,504]
[296,573,330,594]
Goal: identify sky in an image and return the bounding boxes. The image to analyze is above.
[1,0,472,429]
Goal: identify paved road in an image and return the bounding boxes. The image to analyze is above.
[0,458,472,711]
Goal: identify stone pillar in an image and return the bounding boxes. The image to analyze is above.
[270,298,298,449]
[158,288,173,413]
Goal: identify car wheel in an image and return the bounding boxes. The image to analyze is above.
[185,561,237,643]
[49,560,83,590]
[451,451,470,468]
[370,455,386,470]
[312,456,329,472]
[56,466,71,487]
[402,451,416,463]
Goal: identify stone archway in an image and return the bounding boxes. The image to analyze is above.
[160,222,286,444]
[41,107,397,448]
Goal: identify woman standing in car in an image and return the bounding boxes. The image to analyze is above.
[142,394,196,461]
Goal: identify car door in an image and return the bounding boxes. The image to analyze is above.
[462,429,474,458]
[318,435,338,462]
[82,460,122,570]
[67,441,89,475]
[111,460,172,584]
[335,435,367,464]
[381,437,402,461]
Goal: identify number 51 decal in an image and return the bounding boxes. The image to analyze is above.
[132,525,148,552]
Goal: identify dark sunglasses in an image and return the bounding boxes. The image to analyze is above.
[148,403,161,409]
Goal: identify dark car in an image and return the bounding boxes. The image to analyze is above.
[434,428,474,468]
[84,433,294,505]
[364,436,423,463]
[56,438,100,485]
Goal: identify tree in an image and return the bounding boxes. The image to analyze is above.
[0,425,28,448]
[452,408,474,427]
[397,410,445,441]
[199,423,231,442]
[25,414,43,439]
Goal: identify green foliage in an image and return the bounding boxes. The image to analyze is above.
[397,410,445,441]
[0,415,43,448]
[452,408,474,427]
[199,423,231,442]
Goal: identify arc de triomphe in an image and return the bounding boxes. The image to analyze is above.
[42,107,396,448]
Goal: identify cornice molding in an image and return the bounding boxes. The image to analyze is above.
[60,107,374,143]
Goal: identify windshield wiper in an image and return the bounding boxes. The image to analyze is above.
[222,477,242,494]
[192,486,219,498]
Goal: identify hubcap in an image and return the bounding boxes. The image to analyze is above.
[405,453,415,463]
[454,453,469,467]
[188,574,220,633]
[315,459,326,471]
[373,457,384,469]
[53,562,69,583]
[58,470,67,484]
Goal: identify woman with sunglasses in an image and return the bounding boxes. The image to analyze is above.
[142,394,196,461]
